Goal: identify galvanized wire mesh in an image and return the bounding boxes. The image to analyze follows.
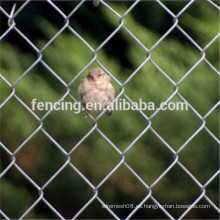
[0,0,219,219]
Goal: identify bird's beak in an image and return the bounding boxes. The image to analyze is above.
[94,75,99,81]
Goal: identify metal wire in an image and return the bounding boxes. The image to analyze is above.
[0,0,219,219]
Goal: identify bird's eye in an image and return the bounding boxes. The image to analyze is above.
[98,73,102,77]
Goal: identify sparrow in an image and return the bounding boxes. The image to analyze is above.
[78,67,115,117]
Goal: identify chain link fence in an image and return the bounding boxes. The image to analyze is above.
[0,0,219,219]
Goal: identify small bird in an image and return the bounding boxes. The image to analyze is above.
[78,67,115,117]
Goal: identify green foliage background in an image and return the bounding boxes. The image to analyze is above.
[0,1,219,219]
